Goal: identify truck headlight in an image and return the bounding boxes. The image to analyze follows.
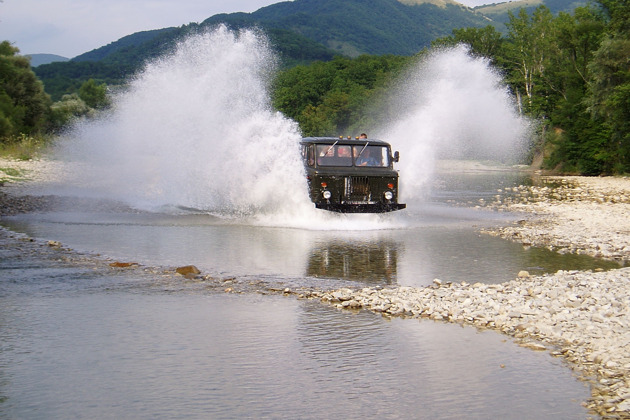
[384,191,393,200]
[323,190,332,199]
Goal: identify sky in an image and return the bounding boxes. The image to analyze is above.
[1,0,491,58]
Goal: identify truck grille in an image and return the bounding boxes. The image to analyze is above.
[345,176,370,201]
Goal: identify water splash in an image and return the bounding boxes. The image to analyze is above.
[373,45,532,203]
[54,26,310,217]
[51,36,529,230]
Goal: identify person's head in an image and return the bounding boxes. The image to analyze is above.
[338,146,351,157]
[359,133,367,139]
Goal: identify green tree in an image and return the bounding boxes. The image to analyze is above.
[432,25,505,62]
[587,37,630,173]
[552,7,606,90]
[0,41,51,140]
[585,0,630,173]
[597,0,630,35]
[542,6,607,174]
[272,55,407,136]
[78,78,110,109]
[504,6,557,116]
[49,93,91,131]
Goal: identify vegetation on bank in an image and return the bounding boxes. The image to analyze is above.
[1,0,628,174]
[432,0,629,174]
[0,41,110,159]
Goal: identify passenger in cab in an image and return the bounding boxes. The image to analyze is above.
[355,147,380,167]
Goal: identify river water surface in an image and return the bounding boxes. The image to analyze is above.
[0,170,615,419]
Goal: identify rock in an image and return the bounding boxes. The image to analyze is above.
[517,270,530,278]
[519,342,547,351]
[109,261,137,268]
[617,399,630,412]
[175,265,201,276]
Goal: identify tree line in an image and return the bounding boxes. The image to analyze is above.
[437,0,629,175]
[0,40,109,155]
[1,0,628,174]
[273,0,629,175]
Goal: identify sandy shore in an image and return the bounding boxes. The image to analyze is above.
[2,158,630,418]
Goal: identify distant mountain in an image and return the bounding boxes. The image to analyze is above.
[28,54,69,67]
[72,28,176,62]
[34,0,584,100]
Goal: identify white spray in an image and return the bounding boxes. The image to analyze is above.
[374,45,532,203]
[52,34,530,229]
[55,26,311,217]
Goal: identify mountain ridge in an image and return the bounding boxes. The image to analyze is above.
[33,0,583,100]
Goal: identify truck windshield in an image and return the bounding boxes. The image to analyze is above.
[316,144,353,166]
[316,144,390,167]
[353,145,389,167]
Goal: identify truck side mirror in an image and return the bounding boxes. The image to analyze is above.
[394,151,400,162]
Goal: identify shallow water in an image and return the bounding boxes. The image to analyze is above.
[3,172,619,288]
[0,170,607,419]
[0,285,589,419]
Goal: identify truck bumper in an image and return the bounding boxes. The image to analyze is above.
[315,202,406,213]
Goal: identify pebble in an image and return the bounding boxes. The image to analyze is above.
[481,176,630,264]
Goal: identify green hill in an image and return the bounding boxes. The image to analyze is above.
[202,0,488,56]
[34,0,583,100]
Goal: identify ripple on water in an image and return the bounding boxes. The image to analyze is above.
[0,290,589,419]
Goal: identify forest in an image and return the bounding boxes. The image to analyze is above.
[0,0,628,174]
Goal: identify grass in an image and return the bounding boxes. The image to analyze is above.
[0,133,52,161]
[0,167,22,177]
[0,166,27,184]
[0,134,54,184]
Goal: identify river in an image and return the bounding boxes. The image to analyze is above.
[1,169,613,419]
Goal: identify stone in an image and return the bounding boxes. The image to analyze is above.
[175,265,201,276]
[109,261,137,268]
[519,342,547,351]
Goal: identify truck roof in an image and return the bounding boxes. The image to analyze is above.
[300,136,391,146]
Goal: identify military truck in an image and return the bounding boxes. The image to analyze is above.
[301,136,406,213]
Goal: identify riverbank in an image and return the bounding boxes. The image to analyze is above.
[482,175,630,264]
[305,174,630,419]
[2,157,630,418]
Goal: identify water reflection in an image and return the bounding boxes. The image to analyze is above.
[1,208,621,289]
[307,239,399,284]
[0,289,590,419]
[430,169,533,206]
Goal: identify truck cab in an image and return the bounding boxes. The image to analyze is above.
[301,136,406,213]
